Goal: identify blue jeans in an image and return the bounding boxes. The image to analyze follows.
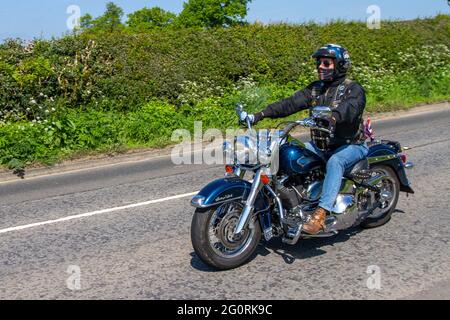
[304,141,369,212]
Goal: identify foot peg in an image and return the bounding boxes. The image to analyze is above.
[282,224,302,245]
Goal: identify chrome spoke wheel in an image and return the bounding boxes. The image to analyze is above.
[207,202,255,259]
[368,168,398,219]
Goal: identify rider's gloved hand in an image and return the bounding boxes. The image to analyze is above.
[239,111,255,125]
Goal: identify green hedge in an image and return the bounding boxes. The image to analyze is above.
[1,15,450,171]
[0,15,449,119]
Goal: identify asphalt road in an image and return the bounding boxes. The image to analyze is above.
[0,105,449,300]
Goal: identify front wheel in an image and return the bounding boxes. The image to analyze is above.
[361,165,400,229]
[191,201,262,270]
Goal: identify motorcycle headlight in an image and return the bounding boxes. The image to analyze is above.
[234,135,258,165]
[227,130,285,168]
[222,141,234,165]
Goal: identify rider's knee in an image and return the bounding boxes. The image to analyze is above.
[326,155,345,171]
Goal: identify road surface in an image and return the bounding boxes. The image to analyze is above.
[0,104,449,299]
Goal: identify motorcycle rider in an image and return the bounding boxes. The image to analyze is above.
[240,44,368,234]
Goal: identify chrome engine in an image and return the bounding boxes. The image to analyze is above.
[277,172,383,238]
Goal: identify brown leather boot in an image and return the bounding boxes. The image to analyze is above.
[302,207,327,235]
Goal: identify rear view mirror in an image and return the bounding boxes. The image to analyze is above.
[235,103,244,116]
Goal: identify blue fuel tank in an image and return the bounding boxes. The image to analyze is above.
[279,142,325,175]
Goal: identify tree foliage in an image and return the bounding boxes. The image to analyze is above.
[127,7,177,30]
[79,1,253,32]
[177,0,252,28]
[1,15,449,171]
[79,2,124,33]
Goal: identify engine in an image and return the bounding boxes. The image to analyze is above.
[276,170,324,222]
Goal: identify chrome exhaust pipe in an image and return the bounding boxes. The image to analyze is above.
[404,162,414,169]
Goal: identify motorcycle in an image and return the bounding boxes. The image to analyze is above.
[190,104,414,270]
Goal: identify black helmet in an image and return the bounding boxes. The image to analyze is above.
[312,44,351,79]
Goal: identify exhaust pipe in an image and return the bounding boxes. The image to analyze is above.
[404,162,414,169]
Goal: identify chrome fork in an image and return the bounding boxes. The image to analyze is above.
[234,170,262,235]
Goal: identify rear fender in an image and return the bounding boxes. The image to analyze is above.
[368,145,414,194]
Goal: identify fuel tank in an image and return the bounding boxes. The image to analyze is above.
[279,142,325,175]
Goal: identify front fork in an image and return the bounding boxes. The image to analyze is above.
[234,170,263,235]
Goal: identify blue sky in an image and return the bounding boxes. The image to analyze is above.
[1,0,449,40]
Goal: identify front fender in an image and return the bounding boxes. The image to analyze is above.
[190,177,269,212]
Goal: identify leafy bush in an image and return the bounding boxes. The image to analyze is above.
[1,15,449,121]
[1,15,449,171]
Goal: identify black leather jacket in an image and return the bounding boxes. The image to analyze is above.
[254,76,366,150]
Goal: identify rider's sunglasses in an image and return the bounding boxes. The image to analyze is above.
[316,59,333,68]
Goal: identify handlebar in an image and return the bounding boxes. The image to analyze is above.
[235,103,253,131]
[281,119,332,140]
[298,120,332,133]
[235,104,331,136]
[246,117,252,131]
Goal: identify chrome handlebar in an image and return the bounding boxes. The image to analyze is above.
[281,119,332,140]
[296,119,332,134]
[235,104,331,135]
[235,103,253,131]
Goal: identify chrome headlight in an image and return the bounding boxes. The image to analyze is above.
[234,135,258,166]
[222,141,234,165]
[225,129,285,167]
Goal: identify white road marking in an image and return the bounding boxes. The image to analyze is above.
[0,191,199,235]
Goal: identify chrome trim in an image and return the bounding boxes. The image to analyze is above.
[331,194,355,214]
[190,195,243,208]
[282,224,303,245]
[265,184,285,222]
[304,181,323,202]
[265,185,301,245]
[191,195,205,208]
[404,162,414,169]
[368,154,397,164]
[234,170,262,235]
[366,172,389,187]
[324,216,338,232]
[302,231,338,238]
[312,106,332,119]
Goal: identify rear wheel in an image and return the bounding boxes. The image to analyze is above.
[191,201,262,270]
[361,165,400,229]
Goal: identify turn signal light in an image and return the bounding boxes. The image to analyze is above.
[261,174,271,185]
[225,165,234,174]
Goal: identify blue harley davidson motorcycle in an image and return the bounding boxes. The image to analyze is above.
[190,105,414,270]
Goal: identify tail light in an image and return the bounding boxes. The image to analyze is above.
[399,153,407,164]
